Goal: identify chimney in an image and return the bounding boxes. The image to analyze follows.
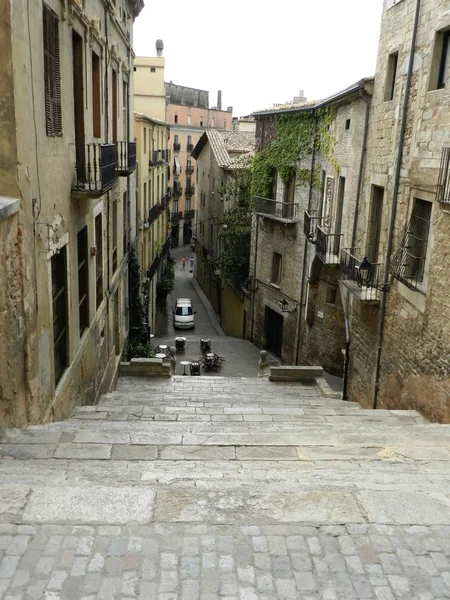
[217,90,222,111]
[155,39,164,57]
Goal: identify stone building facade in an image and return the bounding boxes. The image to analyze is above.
[134,114,171,337]
[344,0,450,420]
[0,0,143,427]
[250,81,373,369]
[191,130,254,333]
[165,86,233,248]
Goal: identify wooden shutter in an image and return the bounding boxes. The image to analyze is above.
[43,4,62,136]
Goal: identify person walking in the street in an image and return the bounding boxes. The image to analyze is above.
[181,256,186,270]
[189,256,194,272]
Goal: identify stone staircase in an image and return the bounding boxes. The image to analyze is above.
[1,376,449,527]
[2,376,450,599]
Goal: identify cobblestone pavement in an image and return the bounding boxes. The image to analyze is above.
[1,377,450,598]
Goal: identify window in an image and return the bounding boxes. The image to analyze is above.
[187,115,191,125]
[112,68,118,144]
[77,227,89,336]
[150,67,156,73]
[173,199,178,213]
[224,120,227,128]
[185,198,191,211]
[176,306,193,316]
[211,118,215,127]
[200,117,203,126]
[95,213,103,308]
[144,127,147,153]
[187,135,192,147]
[123,192,128,255]
[430,29,450,90]
[345,119,351,130]
[43,4,62,136]
[174,134,178,144]
[384,52,398,101]
[326,287,337,304]
[271,252,282,285]
[391,198,432,288]
[92,51,101,137]
[174,114,178,124]
[112,199,118,273]
[143,182,147,218]
[187,177,191,189]
[366,185,384,263]
[51,245,68,384]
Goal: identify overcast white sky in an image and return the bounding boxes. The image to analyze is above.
[133,0,384,118]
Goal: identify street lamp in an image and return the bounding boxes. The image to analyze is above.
[279,298,298,313]
[357,257,373,286]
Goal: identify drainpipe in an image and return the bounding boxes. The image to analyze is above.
[295,114,317,365]
[250,214,260,343]
[373,0,421,409]
[342,87,371,400]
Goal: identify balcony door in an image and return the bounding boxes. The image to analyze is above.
[367,185,384,263]
[72,31,85,181]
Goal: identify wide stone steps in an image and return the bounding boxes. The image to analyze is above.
[1,375,450,529]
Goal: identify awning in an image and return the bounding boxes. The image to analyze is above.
[174,156,181,175]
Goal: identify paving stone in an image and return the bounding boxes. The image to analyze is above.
[111,445,158,460]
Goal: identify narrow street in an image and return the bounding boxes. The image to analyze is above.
[153,245,268,378]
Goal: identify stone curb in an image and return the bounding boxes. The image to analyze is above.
[316,376,343,400]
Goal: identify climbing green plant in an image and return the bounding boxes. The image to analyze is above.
[128,244,147,344]
[251,106,338,199]
[216,171,252,292]
[156,258,175,306]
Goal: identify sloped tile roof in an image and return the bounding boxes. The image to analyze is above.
[207,130,255,169]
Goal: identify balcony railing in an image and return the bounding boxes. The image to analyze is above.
[148,203,158,226]
[173,143,181,152]
[185,164,194,174]
[184,209,195,220]
[72,144,116,196]
[187,143,194,152]
[340,248,384,302]
[161,192,171,209]
[161,149,171,162]
[116,141,136,175]
[149,150,159,166]
[173,185,182,197]
[254,197,298,223]
[171,211,183,223]
[316,226,342,264]
[185,185,195,196]
[304,210,323,241]
[162,236,171,256]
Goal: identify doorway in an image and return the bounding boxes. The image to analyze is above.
[265,306,283,359]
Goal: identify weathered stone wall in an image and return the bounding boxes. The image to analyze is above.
[220,281,248,338]
[1,0,138,426]
[348,0,450,420]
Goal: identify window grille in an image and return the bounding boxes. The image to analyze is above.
[437,147,450,204]
[391,199,432,289]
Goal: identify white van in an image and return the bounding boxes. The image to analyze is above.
[173,298,196,329]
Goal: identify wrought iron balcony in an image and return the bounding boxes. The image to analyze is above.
[173,185,182,198]
[162,236,171,256]
[184,209,195,220]
[149,151,159,166]
[254,197,298,223]
[173,143,181,152]
[185,185,195,196]
[185,164,194,174]
[161,192,171,209]
[72,143,116,197]
[340,248,384,302]
[316,225,342,264]
[161,149,171,163]
[187,143,194,152]
[304,210,322,241]
[147,254,160,281]
[171,211,183,223]
[116,141,136,175]
[148,203,158,226]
